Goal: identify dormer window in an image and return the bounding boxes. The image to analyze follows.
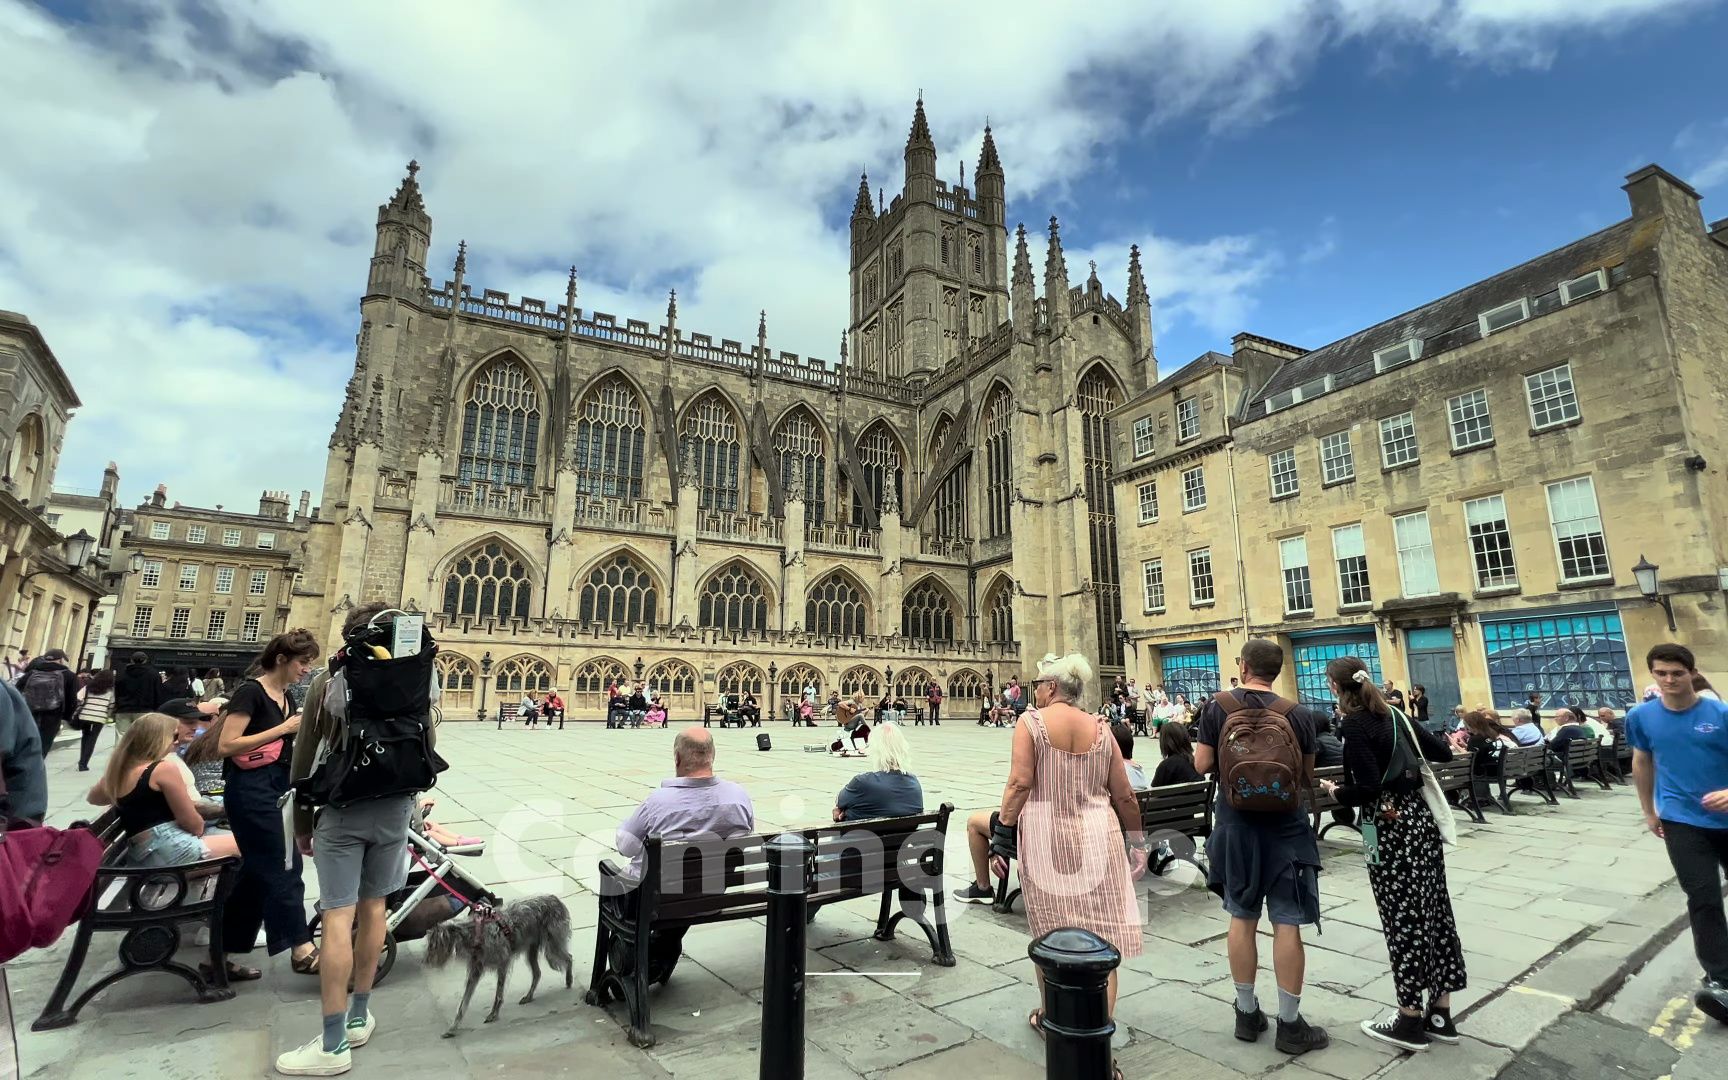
[1478,298,1531,336]
[1262,374,1334,415]
[1558,270,1606,305]
[1372,339,1423,372]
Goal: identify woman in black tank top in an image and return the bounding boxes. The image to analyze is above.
[88,712,237,869]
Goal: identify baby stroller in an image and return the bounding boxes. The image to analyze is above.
[306,801,500,986]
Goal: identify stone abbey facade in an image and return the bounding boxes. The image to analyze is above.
[299,99,1156,720]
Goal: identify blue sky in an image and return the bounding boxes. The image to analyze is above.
[1,0,1724,507]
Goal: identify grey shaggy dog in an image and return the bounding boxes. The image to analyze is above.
[423,894,573,1037]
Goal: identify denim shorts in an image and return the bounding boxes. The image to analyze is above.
[1221,863,1320,926]
[129,823,213,867]
[313,796,414,911]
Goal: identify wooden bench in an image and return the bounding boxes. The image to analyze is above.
[990,780,1214,913]
[585,805,956,1048]
[1556,737,1612,799]
[1486,744,1558,813]
[1303,765,1360,839]
[1430,756,1488,825]
[32,810,243,1031]
[701,702,758,728]
[1599,739,1628,784]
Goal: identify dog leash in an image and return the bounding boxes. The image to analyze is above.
[411,845,477,908]
[408,844,515,947]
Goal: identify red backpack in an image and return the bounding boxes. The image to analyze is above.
[1214,691,1309,813]
[1,776,103,964]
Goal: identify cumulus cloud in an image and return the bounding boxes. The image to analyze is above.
[0,0,1702,506]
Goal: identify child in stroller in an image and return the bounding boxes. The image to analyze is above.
[307,799,499,986]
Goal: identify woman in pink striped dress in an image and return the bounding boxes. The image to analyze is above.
[996,653,1146,1071]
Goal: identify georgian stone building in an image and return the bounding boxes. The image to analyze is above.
[299,99,1155,721]
[1114,165,1728,718]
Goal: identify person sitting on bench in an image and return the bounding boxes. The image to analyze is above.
[738,692,760,726]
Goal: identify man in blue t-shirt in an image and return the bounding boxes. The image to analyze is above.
[1627,642,1728,1025]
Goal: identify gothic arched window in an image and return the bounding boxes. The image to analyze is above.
[780,663,823,703]
[806,571,867,638]
[982,386,1013,538]
[578,551,658,629]
[495,655,553,694]
[458,358,541,487]
[572,656,629,711]
[717,661,764,698]
[646,659,698,714]
[948,668,986,705]
[984,576,1015,645]
[927,414,968,541]
[774,409,827,524]
[698,560,770,632]
[839,666,882,698]
[573,375,647,500]
[680,392,741,512]
[902,579,957,642]
[435,653,476,714]
[894,666,934,700]
[1078,366,1126,667]
[851,421,904,526]
[442,541,533,621]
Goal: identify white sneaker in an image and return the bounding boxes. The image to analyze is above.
[346,1011,375,1047]
[275,1036,351,1076]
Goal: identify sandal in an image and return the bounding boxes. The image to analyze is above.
[1112,1061,1124,1080]
[1028,1008,1046,1041]
[200,960,262,982]
[290,947,320,975]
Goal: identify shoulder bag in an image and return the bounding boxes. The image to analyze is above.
[1,773,104,965]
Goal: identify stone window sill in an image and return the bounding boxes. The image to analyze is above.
[1271,491,1300,503]
[1382,460,1420,475]
[1322,475,1356,490]
[1451,440,1495,457]
[1530,416,1585,438]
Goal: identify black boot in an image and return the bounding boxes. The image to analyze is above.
[1275,1015,1332,1055]
[1697,978,1728,1025]
[1233,1004,1268,1042]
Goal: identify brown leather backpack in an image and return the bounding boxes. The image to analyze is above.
[1215,691,1308,813]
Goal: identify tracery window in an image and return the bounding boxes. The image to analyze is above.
[578,551,658,629]
[779,663,823,703]
[435,653,476,714]
[494,655,553,695]
[572,657,629,711]
[458,358,541,487]
[442,541,533,621]
[839,666,882,698]
[895,666,934,700]
[680,392,740,512]
[698,560,770,632]
[901,580,957,642]
[806,571,866,638]
[851,421,904,526]
[572,375,646,499]
[775,410,827,523]
[717,661,765,699]
[982,385,1013,538]
[1078,367,1125,667]
[646,659,698,713]
[948,669,985,705]
[984,576,1014,644]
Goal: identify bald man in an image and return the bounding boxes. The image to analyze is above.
[613,727,756,967]
[615,727,755,881]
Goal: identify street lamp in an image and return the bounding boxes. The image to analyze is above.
[634,656,645,682]
[1631,554,1678,632]
[768,661,778,720]
[477,650,494,720]
[62,529,97,571]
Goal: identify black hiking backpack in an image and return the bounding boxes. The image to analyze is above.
[299,615,449,811]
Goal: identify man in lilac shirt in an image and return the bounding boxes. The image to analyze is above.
[615,727,755,882]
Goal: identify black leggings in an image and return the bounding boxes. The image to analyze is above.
[222,767,311,955]
[77,722,103,769]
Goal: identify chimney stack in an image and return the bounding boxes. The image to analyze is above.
[297,490,311,520]
[259,490,290,520]
[151,483,166,508]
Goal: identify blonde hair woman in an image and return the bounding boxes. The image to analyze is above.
[997,654,1145,1080]
[833,721,923,822]
[87,712,238,868]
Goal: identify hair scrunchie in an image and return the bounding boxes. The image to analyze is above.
[1351,669,1372,685]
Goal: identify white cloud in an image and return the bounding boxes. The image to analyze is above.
[1675,120,1728,190]
[0,0,1702,506]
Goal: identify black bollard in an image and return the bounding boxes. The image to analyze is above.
[759,832,810,1080]
[1028,928,1120,1080]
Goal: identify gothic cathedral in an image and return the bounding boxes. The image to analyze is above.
[299,98,1157,719]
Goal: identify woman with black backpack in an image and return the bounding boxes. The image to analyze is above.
[1318,656,1465,1053]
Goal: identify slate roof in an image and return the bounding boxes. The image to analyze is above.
[1135,351,1233,403]
[1242,219,1637,422]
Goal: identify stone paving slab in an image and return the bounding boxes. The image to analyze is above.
[6,723,1696,1078]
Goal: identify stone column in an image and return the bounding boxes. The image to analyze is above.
[329,438,380,644]
[673,447,700,622]
[781,472,807,630]
[877,486,904,635]
[401,450,443,609]
[546,464,580,618]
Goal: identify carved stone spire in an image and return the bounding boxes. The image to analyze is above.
[384,160,425,216]
[757,310,768,355]
[881,473,900,516]
[906,95,933,151]
[359,375,386,446]
[1127,244,1149,307]
[452,238,467,277]
[852,171,874,220]
[667,288,678,326]
[1012,222,1033,286]
[1045,216,1068,285]
[563,265,578,339]
[977,124,1002,177]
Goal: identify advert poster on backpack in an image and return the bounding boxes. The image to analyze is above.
[391,614,424,659]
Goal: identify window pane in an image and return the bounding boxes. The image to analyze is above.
[1394,511,1439,597]
[1380,413,1419,468]
[1526,364,1581,429]
[1483,611,1632,708]
[1270,449,1299,498]
[1320,431,1354,484]
[1448,388,1494,449]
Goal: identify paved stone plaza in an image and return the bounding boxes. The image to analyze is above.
[7,722,1721,1079]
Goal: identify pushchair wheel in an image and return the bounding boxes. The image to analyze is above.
[307,912,400,988]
